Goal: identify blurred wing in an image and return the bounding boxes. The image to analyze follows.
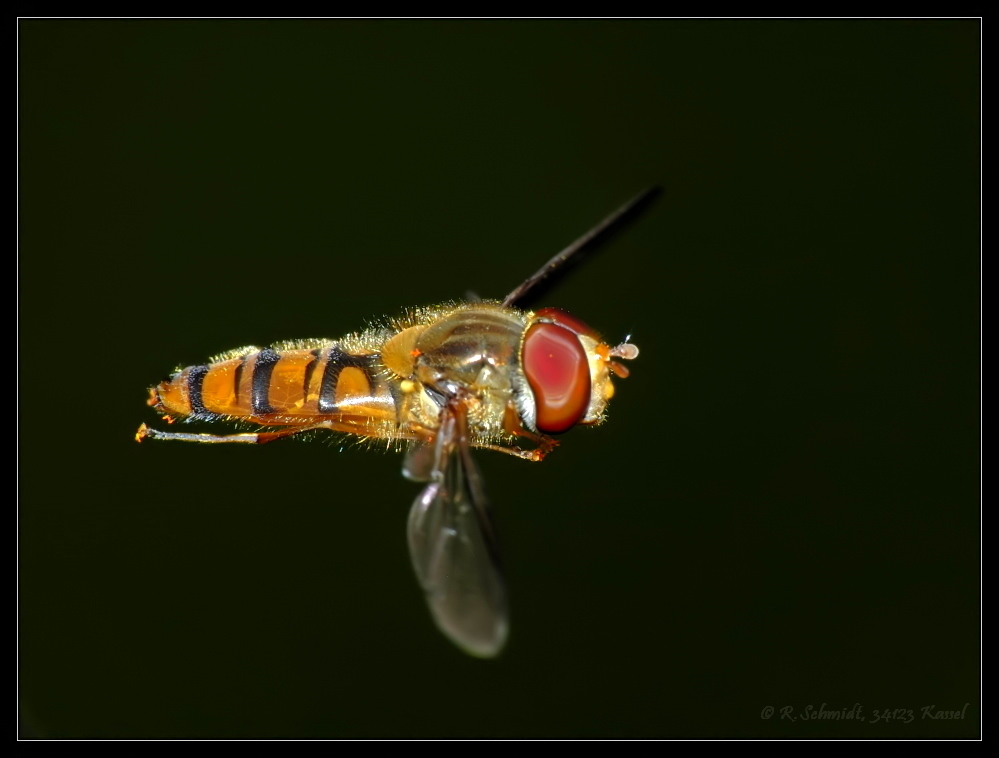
[402,439,435,482]
[407,405,508,658]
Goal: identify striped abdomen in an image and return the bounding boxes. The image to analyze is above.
[150,345,397,425]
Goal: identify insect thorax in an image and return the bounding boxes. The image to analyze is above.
[401,304,529,438]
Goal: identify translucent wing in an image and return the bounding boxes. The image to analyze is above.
[402,439,435,482]
[407,402,508,658]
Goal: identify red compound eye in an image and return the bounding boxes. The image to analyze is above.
[522,322,591,433]
[533,307,599,339]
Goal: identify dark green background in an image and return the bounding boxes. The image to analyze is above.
[20,20,979,739]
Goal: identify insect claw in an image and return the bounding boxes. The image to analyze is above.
[135,423,150,442]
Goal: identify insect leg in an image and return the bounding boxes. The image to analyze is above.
[478,403,560,462]
[135,422,328,445]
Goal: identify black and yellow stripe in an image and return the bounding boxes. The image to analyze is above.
[151,345,393,423]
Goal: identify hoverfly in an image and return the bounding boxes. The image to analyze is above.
[136,188,657,657]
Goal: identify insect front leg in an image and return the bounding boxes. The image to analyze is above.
[471,404,559,462]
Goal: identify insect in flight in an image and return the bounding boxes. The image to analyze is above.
[136,188,657,657]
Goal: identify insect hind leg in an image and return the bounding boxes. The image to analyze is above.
[135,423,326,445]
